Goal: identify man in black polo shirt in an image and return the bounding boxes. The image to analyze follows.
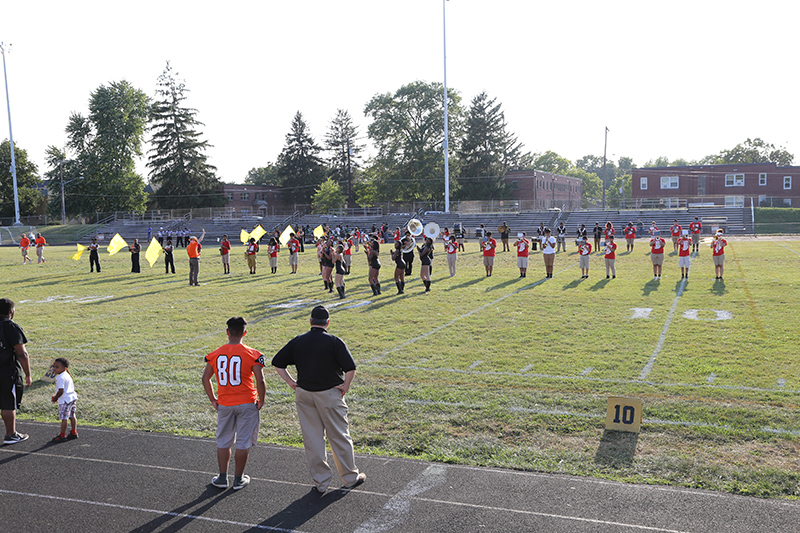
[272,306,366,493]
[1,298,32,445]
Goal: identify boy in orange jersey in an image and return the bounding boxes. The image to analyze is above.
[19,234,32,264]
[202,316,266,491]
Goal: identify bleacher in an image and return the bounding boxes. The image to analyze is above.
[561,207,749,237]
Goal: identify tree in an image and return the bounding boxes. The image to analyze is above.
[57,80,150,216]
[276,112,326,206]
[147,63,223,209]
[311,178,346,214]
[0,140,42,218]
[364,80,463,202]
[244,164,281,186]
[714,138,794,166]
[325,109,363,206]
[455,91,521,200]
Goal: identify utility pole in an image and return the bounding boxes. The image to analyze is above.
[1,42,20,225]
[602,127,609,210]
[346,139,353,208]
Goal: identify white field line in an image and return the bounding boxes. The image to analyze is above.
[774,242,800,257]
[367,264,575,363]
[638,251,695,380]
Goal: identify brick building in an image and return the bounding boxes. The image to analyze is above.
[631,162,798,208]
[218,184,288,216]
[504,170,583,211]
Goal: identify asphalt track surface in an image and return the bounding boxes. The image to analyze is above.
[2,422,798,532]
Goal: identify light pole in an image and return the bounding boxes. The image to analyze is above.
[602,127,609,210]
[1,42,21,226]
[442,0,450,213]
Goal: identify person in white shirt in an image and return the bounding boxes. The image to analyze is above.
[50,357,79,442]
[541,228,557,278]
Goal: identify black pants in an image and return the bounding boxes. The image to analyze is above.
[89,252,101,272]
[165,254,175,273]
[403,251,414,276]
[131,254,140,273]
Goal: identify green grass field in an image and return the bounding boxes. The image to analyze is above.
[4,237,800,499]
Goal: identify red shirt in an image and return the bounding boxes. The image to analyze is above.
[712,238,726,256]
[288,238,300,254]
[678,237,692,257]
[650,238,665,254]
[689,221,702,234]
[516,239,530,257]
[343,238,352,256]
[220,239,231,255]
[483,238,497,257]
[579,242,592,256]
[269,244,279,257]
[205,343,264,407]
[446,240,458,254]
[623,226,636,239]
[670,225,682,237]
[246,243,259,255]
[604,227,614,239]
[603,242,617,259]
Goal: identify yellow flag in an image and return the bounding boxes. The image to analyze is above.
[313,225,325,239]
[240,228,250,244]
[107,233,129,256]
[145,237,163,267]
[279,225,294,246]
[250,225,267,242]
[71,243,87,261]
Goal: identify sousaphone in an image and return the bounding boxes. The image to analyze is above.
[423,222,440,239]
[407,218,424,237]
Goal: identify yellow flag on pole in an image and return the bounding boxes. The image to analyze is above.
[145,237,163,267]
[313,225,325,239]
[240,228,251,244]
[107,233,129,256]
[250,225,267,242]
[279,225,294,246]
[71,243,87,261]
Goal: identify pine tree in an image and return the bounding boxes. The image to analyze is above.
[147,63,222,209]
[325,109,363,207]
[277,112,326,206]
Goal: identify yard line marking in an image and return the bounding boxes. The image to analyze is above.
[638,249,697,381]
[469,360,483,369]
[707,373,716,384]
[353,464,447,533]
[579,367,594,376]
[520,364,535,373]
[0,489,301,533]
[777,378,786,388]
[774,242,800,257]
[368,264,577,362]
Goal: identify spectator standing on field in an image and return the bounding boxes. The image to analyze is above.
[0,298,32,445]
[50,357,79,443]
[35,233,47,264]
[272,306,366,494]
[202,317,266,491]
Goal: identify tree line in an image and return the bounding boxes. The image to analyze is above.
[0,70,795,219]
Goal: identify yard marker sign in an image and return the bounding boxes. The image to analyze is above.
[605,396,643,433]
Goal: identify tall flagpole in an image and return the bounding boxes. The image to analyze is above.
[443,0,450,213]
[1,42,21,226]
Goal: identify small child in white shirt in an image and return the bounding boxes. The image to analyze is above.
[50,357,78,442]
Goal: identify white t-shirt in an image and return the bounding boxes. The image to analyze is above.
[541,236,557,254]
[55,372,78,404]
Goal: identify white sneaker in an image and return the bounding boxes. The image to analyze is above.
[4,432,29,445]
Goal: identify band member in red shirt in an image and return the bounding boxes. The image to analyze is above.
[603,235,617,279]
[515,233,529,278]
[623,222,636,252]
[268,238,279,274]
[288,233,300,274]
[445,235,458,277]
[689,217,702,253]
[670,220,682,252]
[649,234,666,280]
[711,230,727,281]
[220,234,232,275]
[482,231,497,277]
[578,236,592,278]
[677,231,692,279]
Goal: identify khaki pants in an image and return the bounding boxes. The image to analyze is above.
[447,253,457,276]
[295,386,360,491]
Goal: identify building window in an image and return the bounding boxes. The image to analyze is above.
[240,192,250,201]
[784,199,792,206]
[784,176,792,189]
[759,173,767,186]
[660,176,679,189]
[725,173,745,187]
[640,177,648,190]
[225,192,234,201]
[725,195,744,207]
[511,180,518,190]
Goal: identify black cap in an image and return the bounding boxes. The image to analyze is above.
[311,306,330,321]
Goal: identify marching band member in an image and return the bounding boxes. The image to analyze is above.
[246,237,259,275]
[288,233,300,274]
[711,230,727,281]
[677,231,692,279]
[220,234,231,274]
[417,237,434,292]
[623,222,636,252]
[482,231,497,277]
[499,222,510,252]
[402,230,415,277]
[268,237,279,274]
[689,217,702,252]
[541,229,556,278]
[578,235,592,278]
[592,222,602,254]
[321,239,334,292]
[367,240,381,295]
[670,219,682,252]
[555,222,567,252]
[603,222,614,250]
[391,241,406,294]
[515,233,529,277]
[88,237,101,273]
[649,232,666,280]
[603,235,617,279]
[445,235,458,277]
[334,245,347,299]
[343,233,353,274]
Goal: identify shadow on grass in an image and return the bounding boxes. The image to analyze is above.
[486,276,525,292]
[445,276,486,291]
[588,278,611,291]
[131,485,235,532]
[246,488,347,533]
[710,279,727,295]
[594,430,639,466]
[641,279,660,296]
[562,278,584,290]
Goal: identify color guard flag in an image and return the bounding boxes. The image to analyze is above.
[279,225,294,246]
[145,237,163,267]
[71,243,88,261]
[240,228,251,244]
[313,225,325,239]
[107,233,129,256]
[250,225,267,242]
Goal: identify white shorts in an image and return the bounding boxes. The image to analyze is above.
[517,256,528,268]
[678,256,691,268]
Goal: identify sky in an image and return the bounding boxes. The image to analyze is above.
[2,0,799,185]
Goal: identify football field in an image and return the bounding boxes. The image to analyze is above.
[3,237,799,498]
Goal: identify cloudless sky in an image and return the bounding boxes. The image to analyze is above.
[3,0,798,184]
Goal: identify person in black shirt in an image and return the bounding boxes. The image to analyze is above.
[0,298,32,445]
[129,238,141,273]
[272,306,366,493]
[593,223,603,254]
